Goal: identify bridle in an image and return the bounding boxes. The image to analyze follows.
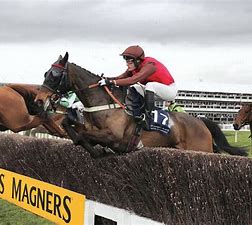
[42,63,70,94]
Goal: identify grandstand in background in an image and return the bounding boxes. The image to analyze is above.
[156,82,252,124]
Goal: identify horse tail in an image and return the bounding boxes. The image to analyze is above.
[200,117,248,156]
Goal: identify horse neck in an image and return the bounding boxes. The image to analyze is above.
[7,83,39,97]
[69,63,125,107]
[243,104,252,124]
[248,112,252,124]
[6,84,41,112]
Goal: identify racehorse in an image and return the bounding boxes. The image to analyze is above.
[233,103,252,136]
[0,83,66,136]
[34,52,248,157]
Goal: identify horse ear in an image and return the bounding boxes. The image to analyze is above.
[57,55,63,60]
[60,52,69,66]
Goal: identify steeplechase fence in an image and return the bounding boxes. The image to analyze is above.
[0,133,252,225]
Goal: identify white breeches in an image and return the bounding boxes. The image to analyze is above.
[72,101,84,111]
[131,82,178,101]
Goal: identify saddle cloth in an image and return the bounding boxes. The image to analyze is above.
[145,108,170,135]
[125,87,170,135]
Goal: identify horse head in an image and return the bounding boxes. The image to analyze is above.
[233,103,252,130]
[35,52,72,110]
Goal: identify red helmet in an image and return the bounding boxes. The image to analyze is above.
[120,45,145,60]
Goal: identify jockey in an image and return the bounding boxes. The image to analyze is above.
[59,91,77,108]
[98,45,177,119]
[59,91,85,124]
[166,101,186,113]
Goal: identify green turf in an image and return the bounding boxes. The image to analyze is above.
[0,199,55,225]
[224,130,252,156]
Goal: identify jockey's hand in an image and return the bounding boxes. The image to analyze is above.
[98,78,115,87]
[98,78,106,86]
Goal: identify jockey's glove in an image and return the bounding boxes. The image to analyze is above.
[98,78,116,87]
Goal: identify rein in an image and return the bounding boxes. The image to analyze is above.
[86,83,125,110]
[103,86,125,109]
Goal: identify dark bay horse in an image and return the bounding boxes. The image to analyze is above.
[34,52,247,157]
[233,103,252,136]
[0,83,66,136]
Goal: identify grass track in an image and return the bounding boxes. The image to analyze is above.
[224,130,252,156]
[0,199,55,225]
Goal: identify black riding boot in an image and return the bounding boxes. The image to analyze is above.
[67,108,78,124]
[145,90,155,119]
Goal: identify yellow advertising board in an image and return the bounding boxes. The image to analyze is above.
[0,168,85,225]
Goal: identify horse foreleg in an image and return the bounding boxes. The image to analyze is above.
[11,116,42,133]
[61,118,82,144]
[61,118,101,158]
[77,128,127,152]
[42,118,66,137]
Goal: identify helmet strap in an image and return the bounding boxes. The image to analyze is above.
[134,59,141,68]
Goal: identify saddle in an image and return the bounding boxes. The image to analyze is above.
[125,87,170,135]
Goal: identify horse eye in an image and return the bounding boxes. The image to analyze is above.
[44,72,47,78]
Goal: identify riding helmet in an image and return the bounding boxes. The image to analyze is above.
[120,45,145,60]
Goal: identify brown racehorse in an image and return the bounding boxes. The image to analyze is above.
[233,103,252,137]
[0,83,66,136]
[34,52,247,157]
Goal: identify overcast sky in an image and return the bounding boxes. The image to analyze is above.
[0,0,252,90]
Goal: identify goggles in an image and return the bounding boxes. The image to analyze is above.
[123,55,135,62]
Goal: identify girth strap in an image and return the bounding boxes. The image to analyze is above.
[125,122,143,153]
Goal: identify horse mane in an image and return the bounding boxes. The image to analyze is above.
[70,63,101,79]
